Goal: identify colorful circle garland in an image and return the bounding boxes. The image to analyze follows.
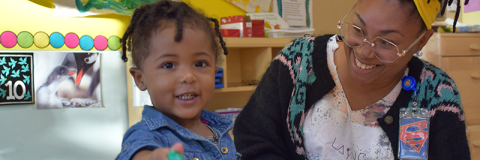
[65,32,79,49]
[108,36,121,51]
[80,35,94,51]
[1,31,120,50]
[94,35,108,51]
[49,32,65,48]
[0,31,17,48]
[34,31,50,48]
[17,31,34,48]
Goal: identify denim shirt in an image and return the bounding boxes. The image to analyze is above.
[115,106,240,160]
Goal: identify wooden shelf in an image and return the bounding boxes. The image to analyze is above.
[215,85,257,93]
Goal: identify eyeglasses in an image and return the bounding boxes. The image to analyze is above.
[337,6,426,63]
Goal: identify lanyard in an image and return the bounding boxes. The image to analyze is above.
[398,76,430,160]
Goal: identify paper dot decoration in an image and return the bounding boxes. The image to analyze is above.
[34,31,50,48]
[108,36,121,50]
[94,35,108,50]
[49,32,64,48]
[64,33,79,49]
[0,31,17,48]
[2,30,120,50]
[17,31,34,48]
[80,35,94,50]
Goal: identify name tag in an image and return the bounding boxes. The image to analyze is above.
[398,108,430,160]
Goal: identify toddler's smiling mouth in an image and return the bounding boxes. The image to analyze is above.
[177,93,197,100]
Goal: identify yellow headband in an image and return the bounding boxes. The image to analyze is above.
[413,0,441,30]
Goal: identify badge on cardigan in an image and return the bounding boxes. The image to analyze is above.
[401,76,418,93]
[398,76,430,160]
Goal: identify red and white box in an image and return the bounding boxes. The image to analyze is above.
[220,15,264,37]
[220,15,246,37]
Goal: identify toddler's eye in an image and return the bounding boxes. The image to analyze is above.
[161,63,175,69]
[195,61,208,67]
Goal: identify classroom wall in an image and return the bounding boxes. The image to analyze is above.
[185,0,246,20]
[463,11,480,25]
[311,0,357,35]
[0,0,247,159]
[0,1,130,159]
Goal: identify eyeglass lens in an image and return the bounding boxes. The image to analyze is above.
[340,22,401,63]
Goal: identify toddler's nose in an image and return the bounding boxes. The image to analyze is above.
[179,68,196,84]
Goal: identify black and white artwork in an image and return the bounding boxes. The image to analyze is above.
[0,53,34,105]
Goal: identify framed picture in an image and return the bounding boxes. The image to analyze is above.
[34,52,102,109]
[0,53,34,105]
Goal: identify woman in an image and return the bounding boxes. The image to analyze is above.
[233,0,470,159]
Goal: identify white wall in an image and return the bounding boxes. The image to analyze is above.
[0,51,128,160]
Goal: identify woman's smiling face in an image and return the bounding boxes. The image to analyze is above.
[341,0,428,85]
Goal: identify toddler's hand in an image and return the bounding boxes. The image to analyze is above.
[133,142,184,160]
[167,143,184,160]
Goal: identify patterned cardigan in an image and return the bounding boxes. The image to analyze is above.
[233,35,470,160]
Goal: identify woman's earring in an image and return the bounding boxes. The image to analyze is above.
[415,50,423,57]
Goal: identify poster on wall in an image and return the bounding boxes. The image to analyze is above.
[0,53,34,105]
[272,0,313,28]
[34,52,102,109]
[53,0,162,17]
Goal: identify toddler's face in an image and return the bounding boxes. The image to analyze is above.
[134,26,217,122]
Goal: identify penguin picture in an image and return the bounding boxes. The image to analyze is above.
[36,65,76,109]
[34,52,102,109]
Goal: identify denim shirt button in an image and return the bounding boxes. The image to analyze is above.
[193,158,199,160]
[221,147,228,154]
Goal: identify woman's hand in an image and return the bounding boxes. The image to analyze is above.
[132,142,184,160]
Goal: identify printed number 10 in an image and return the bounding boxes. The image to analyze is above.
[5,80,26,100]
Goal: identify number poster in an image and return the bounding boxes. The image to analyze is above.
[0,53,34,105]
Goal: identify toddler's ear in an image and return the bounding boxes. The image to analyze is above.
[130,67,147,91]
[215,66,219,75]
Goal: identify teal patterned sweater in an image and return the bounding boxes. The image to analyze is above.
[233,35,470,160]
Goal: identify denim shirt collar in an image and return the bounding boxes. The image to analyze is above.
[142,105,234,140]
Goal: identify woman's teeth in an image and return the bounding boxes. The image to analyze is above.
[355,58,377,70]
[178,94,195,100]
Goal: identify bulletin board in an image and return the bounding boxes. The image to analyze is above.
[0,0,130,159]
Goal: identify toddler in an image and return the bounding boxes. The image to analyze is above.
[115,1,239,160]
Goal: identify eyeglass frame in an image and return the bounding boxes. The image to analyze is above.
[336,5,427,63]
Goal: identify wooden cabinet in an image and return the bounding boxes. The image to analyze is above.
[422,33,480,159]
[468,125,480,160]
[126,37,293,126]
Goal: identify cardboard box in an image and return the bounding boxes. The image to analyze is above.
[220,15,264,37]
[220,15,245,37]
[220,29,240,37]
[243,15,253,37]
[251,20,265,37]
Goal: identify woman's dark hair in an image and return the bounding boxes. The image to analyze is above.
[120,0,228,69]
[440,0,469,32]
[399,0,469,33]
